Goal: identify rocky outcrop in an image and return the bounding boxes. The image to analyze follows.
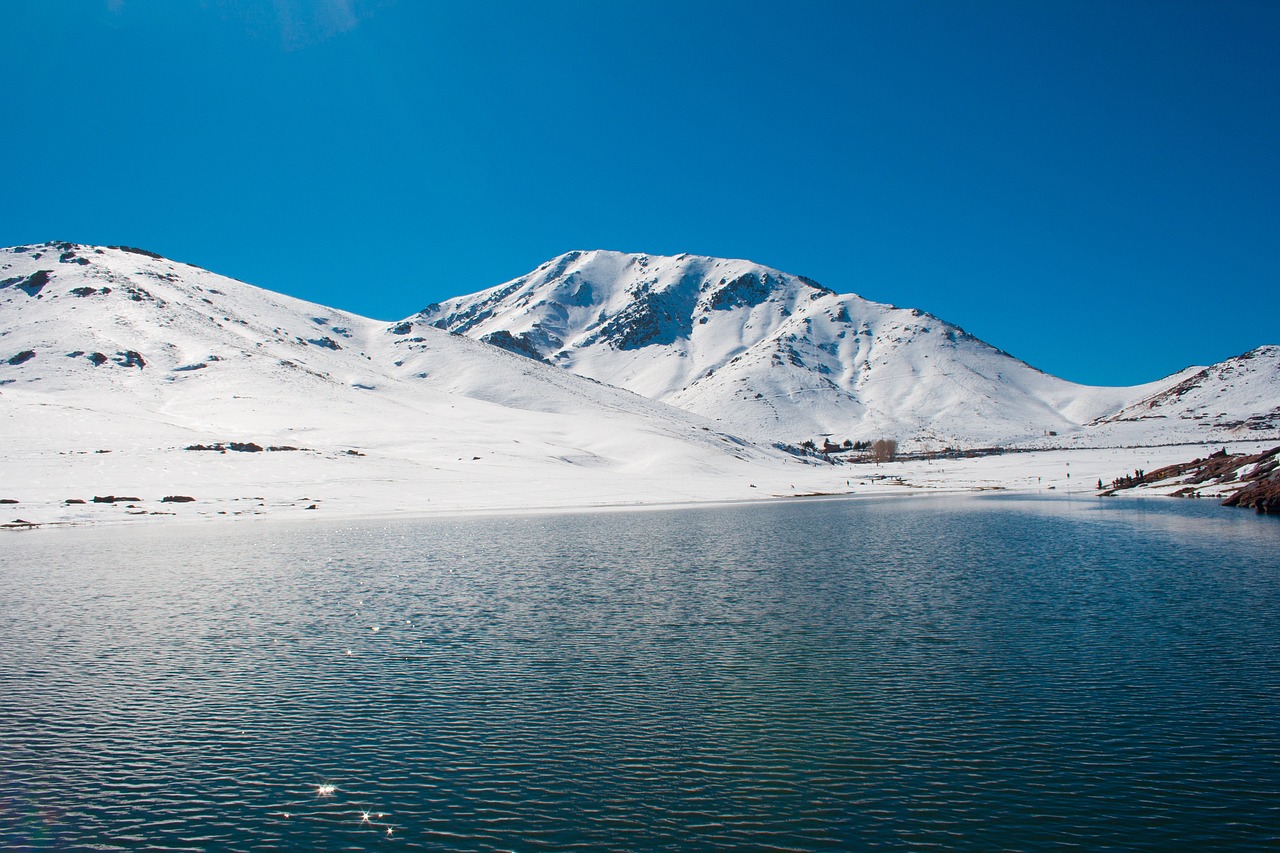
[1103,445,1280,514]
[1220,450,1280,514]
[479,329,547,361]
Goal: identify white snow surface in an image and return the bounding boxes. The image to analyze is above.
[0,243,809,525]
[417,250,1277,449]
[1,243,1276,528]
[1082,345,1280,445]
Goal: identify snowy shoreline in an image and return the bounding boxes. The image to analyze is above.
[3,243,1276,533]
[5,442,1272,533]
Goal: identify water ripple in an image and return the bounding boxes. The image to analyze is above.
[2,496,1278,849]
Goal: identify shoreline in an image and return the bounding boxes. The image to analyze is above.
[6,440,1275,534]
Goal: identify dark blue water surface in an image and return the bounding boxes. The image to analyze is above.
[2,495,1278,850]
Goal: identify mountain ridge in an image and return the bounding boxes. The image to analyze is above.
[416,249,1274,449]
[3,240,1276,527]
[1,242,815,523]
[5,243,1276,458]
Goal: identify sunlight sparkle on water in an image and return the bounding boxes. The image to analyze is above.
[3,498,1276,849]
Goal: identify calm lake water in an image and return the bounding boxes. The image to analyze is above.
[2,495,1278,850]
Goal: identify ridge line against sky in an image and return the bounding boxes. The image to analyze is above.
[2,0,1276,386]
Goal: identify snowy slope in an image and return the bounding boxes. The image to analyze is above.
[416,250,1254,449]
[3,242,1274,528]
[0,243,810,525]
[1082,346,1280,445]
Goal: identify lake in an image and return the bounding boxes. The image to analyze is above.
[2,495,1278,850]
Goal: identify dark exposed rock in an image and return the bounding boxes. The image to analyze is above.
[592,285,697,350]
[389,321,414,335]
[108,245,165,260]
[230,442,264,452]
[116,350,146,368]
[185,443,226,452]
[70,286,98,297]
[1,270,52,297]
[308,336,341,350]
[161,495,196,503]
[65,498,87,504]
[93,495,142,503]
[88,352,108,366]
[1220,447,1280,514]
[423,279,526,335]
[796,274,834,295]
[1222,477,1280,514]
[0,499,18,504]
[267,445,302,451]
[479,329,546,361]
[7,350,35,366]
[708,272,775,310]
[1104,445,1280,515]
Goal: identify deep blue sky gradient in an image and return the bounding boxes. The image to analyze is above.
[4,0,1277,385]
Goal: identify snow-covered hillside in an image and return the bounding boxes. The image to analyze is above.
[416,250,1269,449]
[1085,346,1280,443]
[3,242,1275,528]
[0,242,810,525]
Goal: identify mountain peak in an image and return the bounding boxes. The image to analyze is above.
[8,243,1275,452]
[415,249,841,365]
[414,250,1269,448]
[2,242,808,522]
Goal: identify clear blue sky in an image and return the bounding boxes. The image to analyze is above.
[3,1,1277,386]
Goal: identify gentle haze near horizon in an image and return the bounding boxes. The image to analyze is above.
[3,0,1276,386]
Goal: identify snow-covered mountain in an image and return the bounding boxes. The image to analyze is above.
[416,250,1271,448]
[3,241,1274,526]
[1086,345,1280,441]
[0,242,807,524]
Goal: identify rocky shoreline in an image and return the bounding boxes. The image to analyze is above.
[1102,446,1280,514]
